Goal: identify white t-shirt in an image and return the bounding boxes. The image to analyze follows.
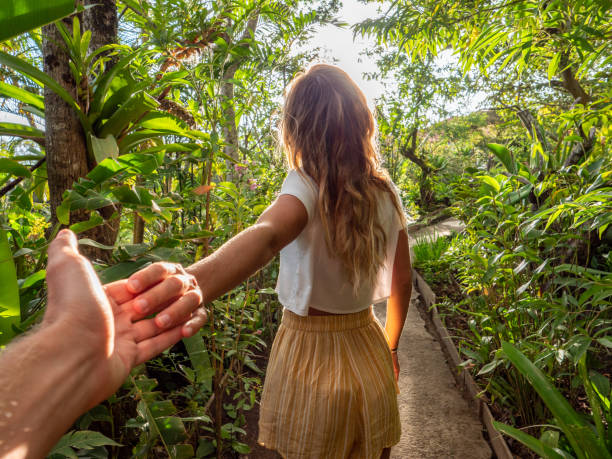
[275,169,405,316]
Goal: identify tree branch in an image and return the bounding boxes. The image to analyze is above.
[399,128,431,175]
[0,157,46,197]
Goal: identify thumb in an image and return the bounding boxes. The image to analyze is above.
[44,229,105,324]
[48,229,79,262]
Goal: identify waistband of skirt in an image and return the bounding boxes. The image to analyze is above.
[281,307,375,332]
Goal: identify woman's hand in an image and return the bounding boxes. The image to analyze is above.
[127,262,206,337]
[391,351,399,382]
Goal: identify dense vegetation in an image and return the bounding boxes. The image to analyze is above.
[0,0,610,457]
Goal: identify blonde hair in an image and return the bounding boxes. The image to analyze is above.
[280,64,405,292]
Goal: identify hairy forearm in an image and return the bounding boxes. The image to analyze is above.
[385,280,411,349]
[187,222,277,303]
[0,323,100,459]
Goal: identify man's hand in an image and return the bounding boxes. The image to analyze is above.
[0,230,207,459]
[43,230,206,405]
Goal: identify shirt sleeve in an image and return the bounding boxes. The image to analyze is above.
[279,169,317,220]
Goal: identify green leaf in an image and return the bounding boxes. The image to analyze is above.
[138,112,189,134]
[86,158,125,184]
[0,158,32,178]
[0,51,91,132]
[69,213,104,234]
[477,359,501,375]
[90,52,140,118]
[155,416,187,444]
[117,152,164,175]
[0,122,44,142]
[231,441,251,454]
[0,229,19,345]
[502,342,612,458]
[0,0,77,42]
[56,201,71,225]
[596,337,612,349]
[547,53,561,80]
[98,259,151,284]
[478,175,501,193]
[0,81,44,111]
[50,430,121,457]
[77,238,115,250]
[486,143,517,174]
[20,269,45,289]
[493,421,568,459]
[89,133,119,164]
[98,91,159,138]
[183,331,213,391]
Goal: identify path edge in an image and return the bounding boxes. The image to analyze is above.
[413,269,513,459]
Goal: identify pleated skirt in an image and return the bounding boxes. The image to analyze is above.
[258,307,401,459]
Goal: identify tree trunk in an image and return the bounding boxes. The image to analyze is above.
[221,13,259,174]
[399,128,434,211]
[43,3,121,262]
[133,213,145,244]
[43,20,90,225]
[84,0,118,66]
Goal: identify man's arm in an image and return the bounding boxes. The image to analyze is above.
[126,194,308,334]
[0,321,104,458]
[0,230,205,459]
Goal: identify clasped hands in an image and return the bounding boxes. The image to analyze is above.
[44,230,208,408]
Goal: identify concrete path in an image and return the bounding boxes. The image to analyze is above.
[372,217,491,458]
[375,293,491,459]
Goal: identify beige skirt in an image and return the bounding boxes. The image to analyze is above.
[258,307,401,459]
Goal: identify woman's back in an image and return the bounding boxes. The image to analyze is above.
[276,169,403,316]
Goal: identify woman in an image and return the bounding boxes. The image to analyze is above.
[126,64,412,458]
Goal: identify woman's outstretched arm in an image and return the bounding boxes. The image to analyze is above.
[386,229,412,381]
[126,194,308,335]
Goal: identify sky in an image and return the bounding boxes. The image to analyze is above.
[305,1,387,108]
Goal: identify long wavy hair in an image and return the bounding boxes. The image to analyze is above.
[280,64,405,291]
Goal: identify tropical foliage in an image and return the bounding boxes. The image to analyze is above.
[0,0,611,457]
[357,0,612,456]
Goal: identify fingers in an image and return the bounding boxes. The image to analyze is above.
[154,289,204,330]
[124,305,205,343]
[127,262,186,295]
[129,274,196,317]
[181,307,208,338]
[134,326,184,365]
[48,229,78,256]
[104,280,135,306]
